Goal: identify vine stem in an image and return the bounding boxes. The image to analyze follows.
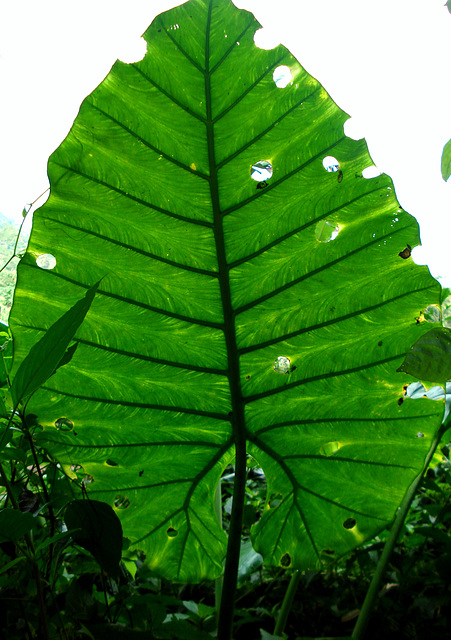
[274,570,301,637]
[0,187,49,277]
[351,418,450,640]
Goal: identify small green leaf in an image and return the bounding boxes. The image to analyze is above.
[397,327,451,384]
[0,509,36,543]
[10,282,98,407]
[0,324,12,389]
[0,425,13,453]
[0,447,27,464]
[441,138,451,181]
[260,630,286,640]
[64,499,123,576]
[238,539,263,583]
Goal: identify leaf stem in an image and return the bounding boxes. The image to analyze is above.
[274,570,301,637]
[214,478,223,624]
[351,419,449,640]
[217,444,247,640]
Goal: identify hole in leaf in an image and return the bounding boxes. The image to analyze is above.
[82,475,94,485]
[106,459,118,467]
[114,495,130,510]
[320,441,341,456]
[254,27,281,50]
[315,220,339,243]
[343,118,364,140]
[398,397,404,406]
[269,493,282,508]
[423,304,441,323]
[36,253,56,269]
[167,527,178,538]
[273,356,291,374]
[417,432,425,438]
[362,166,382,179]
[118,36,147,63]
[343,518,356,529]
[54,418,74,432]
[321,548,335,555]
[273,65,292,88]
[251,160,273,182]
[280,552,291,567]
[323,156,339,172]
[70,465,82,473]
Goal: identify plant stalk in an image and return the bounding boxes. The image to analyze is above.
[214,478,224,623]
[25,427,56,580]
[217,442,247,640]
[351,419,449,640]
[274,570,301,637]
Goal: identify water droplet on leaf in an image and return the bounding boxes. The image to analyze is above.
[273,356,291,374]
[320,441,341,456]
[315,220,339,243]
[114,496,130,510]
[251,160,273,182]
[36,254,56,269]
[55,417,74,431]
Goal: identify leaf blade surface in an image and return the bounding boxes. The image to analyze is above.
[9,0,443,580]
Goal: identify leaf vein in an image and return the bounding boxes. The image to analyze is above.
[235,226,406,315]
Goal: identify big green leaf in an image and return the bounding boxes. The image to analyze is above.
[442,138,451,181]
[9,0,443,581]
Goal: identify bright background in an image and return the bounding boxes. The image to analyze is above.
[1,0,450,282]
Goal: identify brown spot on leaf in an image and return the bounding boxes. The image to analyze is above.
[398,397,404,406]
[398,245,412,259]
[337,170,343,183]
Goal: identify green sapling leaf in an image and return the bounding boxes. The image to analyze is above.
[397,327,451,384]
[10,282,98,407]
[64,499,123,577]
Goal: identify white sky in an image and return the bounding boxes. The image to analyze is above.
[1,0,450,283]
